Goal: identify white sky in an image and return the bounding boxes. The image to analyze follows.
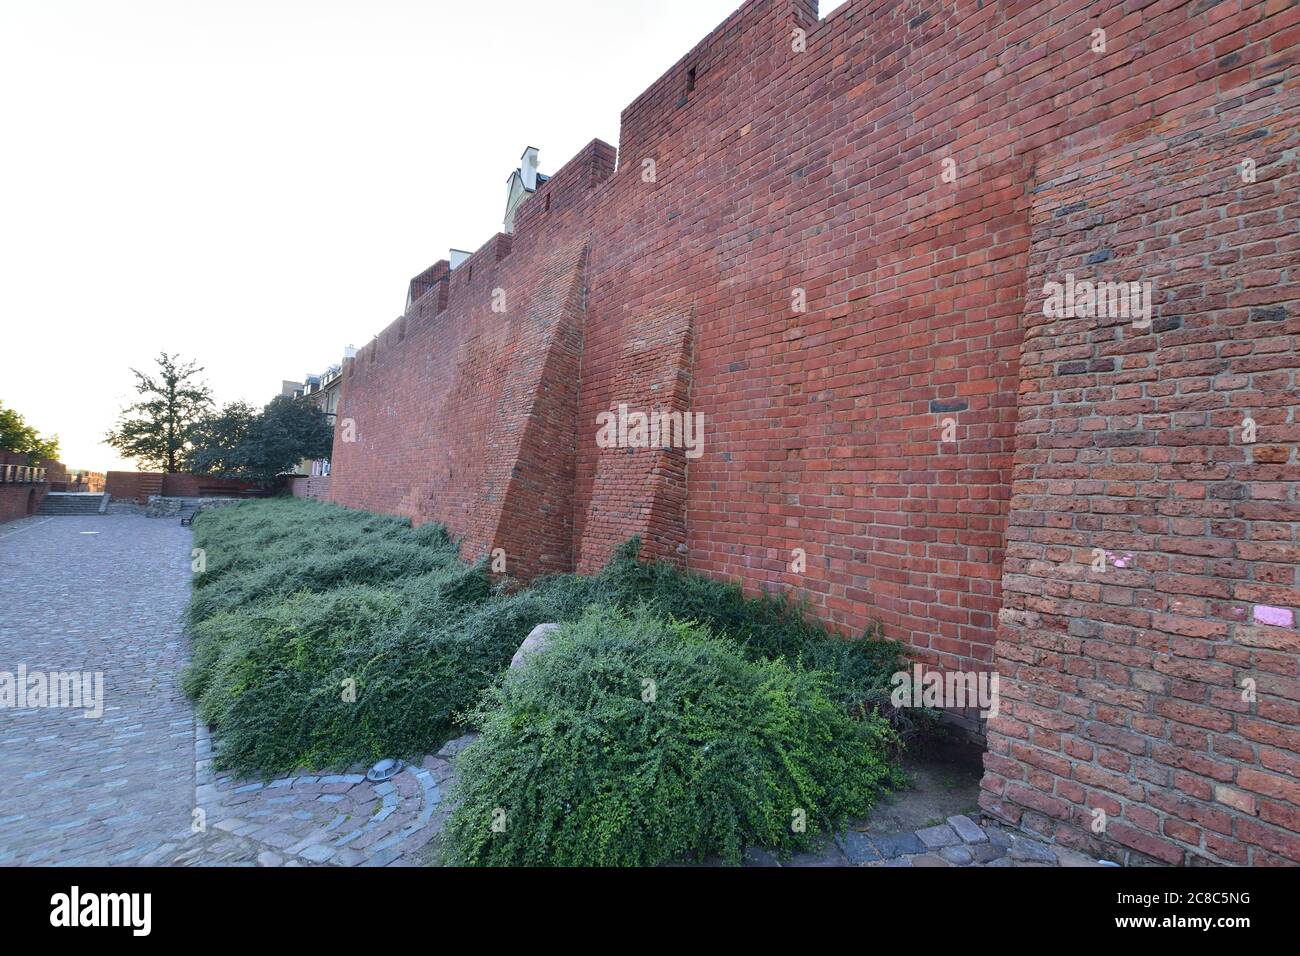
[0,0,847,472]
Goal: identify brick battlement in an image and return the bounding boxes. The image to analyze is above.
[329,0,1300,866]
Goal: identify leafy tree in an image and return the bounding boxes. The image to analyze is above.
[239,395,333,486]
[105,353,212,472]
[184,402,258,477]
[26,434,59,464]
[187,395,332,486]
[0,401,60,465]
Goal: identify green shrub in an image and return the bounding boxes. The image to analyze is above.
[189,540,459,623]
[184,501,908,781]
[188,498,462,622]
[184,501,593,775]
[531,539,904,717]
[443,606,902,866]
[185,585,408,772]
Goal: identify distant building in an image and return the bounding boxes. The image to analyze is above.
[282,349,352,476]
[503,146,548,234]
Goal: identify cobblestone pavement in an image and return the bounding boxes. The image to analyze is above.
[0,513,460,867]
[0,514,197,865]
[179,724,467,867]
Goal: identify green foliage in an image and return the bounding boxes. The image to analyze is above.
[189,536,462,622]
[240,394,334,485]
[184,585,409,771]
[185,401,257,477]
[105,352,212,472]
[184,501,906,812]
[443,606,903,867]
[186,394,334,486]
[529,539,905,717]
[0,400,59,465]
[185,499,555,774]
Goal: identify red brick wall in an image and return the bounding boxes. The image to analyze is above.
[329,0,1299,864]
[0,451,52,523]
[578,0,1031,678]
[289,475,332,501]
[40,458,68,490]
[105,472,262,502]
[105,471,163,503]
[0,485,44,524]
[159,473,262,498]
[981,4,1300,865]
[330,140,616,580]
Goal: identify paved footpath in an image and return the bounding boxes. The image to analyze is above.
[0,513,453,867]
[0,514,197,865]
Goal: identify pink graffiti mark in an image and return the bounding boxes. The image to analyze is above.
[1106,551,1134,569]
[1254,605,1295,628]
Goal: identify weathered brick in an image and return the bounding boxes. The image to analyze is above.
[1215,785,1259,816]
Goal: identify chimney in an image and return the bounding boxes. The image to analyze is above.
[520,146,539,191]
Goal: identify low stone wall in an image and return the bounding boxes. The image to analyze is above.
[145,496,245,519]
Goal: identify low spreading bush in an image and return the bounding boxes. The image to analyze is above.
[443,606,903,866]
[184,584,409,771]
[185,500,907,792]
[538,539,905,716]
[188,499,461,623]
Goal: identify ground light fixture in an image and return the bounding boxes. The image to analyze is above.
[366,758,405,783]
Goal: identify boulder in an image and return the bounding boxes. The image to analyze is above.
[510,623,560,669]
